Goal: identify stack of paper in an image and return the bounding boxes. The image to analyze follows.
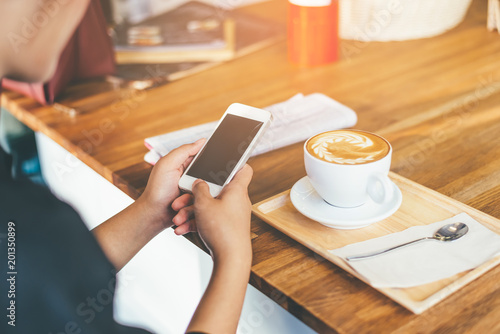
[144,93,358,165]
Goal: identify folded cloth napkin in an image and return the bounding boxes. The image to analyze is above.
[329,213,500,288]
[144,93,357,164]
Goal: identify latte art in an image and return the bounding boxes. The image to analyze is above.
[306,130,390,165]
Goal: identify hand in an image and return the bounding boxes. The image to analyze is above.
[136,139,205,232]
[92,139,205,271]
[183,167,254,334]
[172,165,254,264]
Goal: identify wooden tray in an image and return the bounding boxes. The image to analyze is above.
[252,172,500,314]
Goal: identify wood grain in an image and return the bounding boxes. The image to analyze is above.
[2,0,500,332]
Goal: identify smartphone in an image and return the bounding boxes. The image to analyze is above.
[178,103,271,197]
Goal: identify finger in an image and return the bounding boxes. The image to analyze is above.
[232,164,253,187]
[172,206,195,226]
[171,193,194,211]
[221,164,253,194]
[174,219,197,235]
[158,138,206,171]
[181,155,195,172]
[192,179,213,202]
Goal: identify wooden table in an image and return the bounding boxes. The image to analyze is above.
[3,0,500,332]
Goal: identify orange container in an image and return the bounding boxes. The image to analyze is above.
[288,0,339,66]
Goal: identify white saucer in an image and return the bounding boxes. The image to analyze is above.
[290,176,403,229]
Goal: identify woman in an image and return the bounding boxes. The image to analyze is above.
[0,1,253,333]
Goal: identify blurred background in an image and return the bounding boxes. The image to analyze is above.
[108,0,267,23]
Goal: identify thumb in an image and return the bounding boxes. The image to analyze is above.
[192,179,213,202]
[159,138,205,170]
[224,164,253,190]
[219,164,253,198]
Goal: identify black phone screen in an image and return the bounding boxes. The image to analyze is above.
[186,114,263,186]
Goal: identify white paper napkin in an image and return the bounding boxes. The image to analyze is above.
[144,93,357,164]
[329,213,500,288]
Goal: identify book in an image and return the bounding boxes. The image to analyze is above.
[110,1,285,88]
[113,4,237,64]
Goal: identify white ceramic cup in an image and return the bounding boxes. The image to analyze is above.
[304,130,393,208]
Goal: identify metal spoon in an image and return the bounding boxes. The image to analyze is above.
[345,222,469,261]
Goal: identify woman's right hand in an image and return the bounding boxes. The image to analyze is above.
[172,165,254,264]
[180,165,254,334]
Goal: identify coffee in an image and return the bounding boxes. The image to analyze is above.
[304,130,393,207]
[306,130,390,165]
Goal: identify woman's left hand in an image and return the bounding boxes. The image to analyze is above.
[136,139,205,232]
